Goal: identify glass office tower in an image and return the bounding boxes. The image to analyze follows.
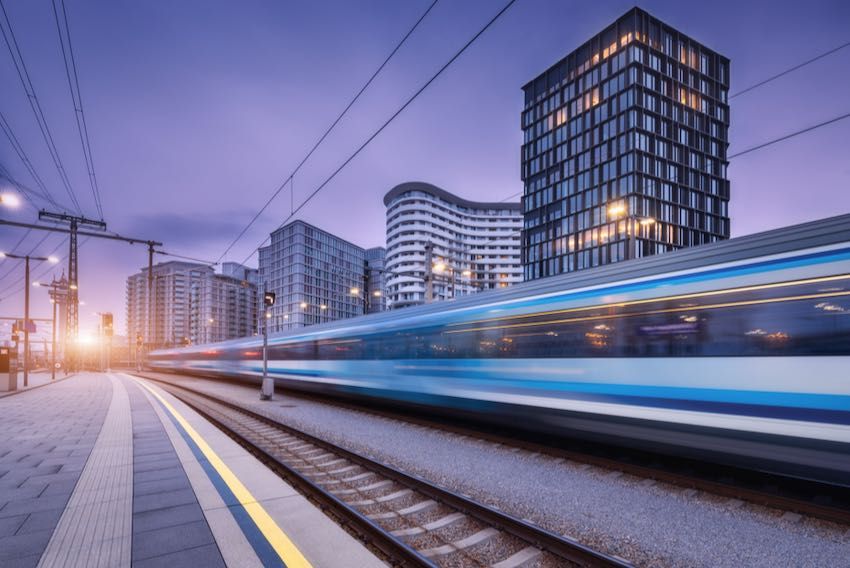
[521,7,730,280]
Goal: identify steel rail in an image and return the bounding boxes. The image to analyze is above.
[137,373,630,568]
[140,371,850,528]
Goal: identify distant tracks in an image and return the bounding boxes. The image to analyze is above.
[142,376,630,568]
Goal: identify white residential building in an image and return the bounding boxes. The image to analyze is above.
[384,182,522,309]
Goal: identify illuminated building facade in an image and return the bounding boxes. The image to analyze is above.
[521,7,730,280]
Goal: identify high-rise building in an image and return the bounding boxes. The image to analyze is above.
[126,261,212,347]
[258,220,366,332]
[384,182,522,309]
[191,263,258,344]
[521,7,730,280]
[365,247,387,314]
[125,261,258,347]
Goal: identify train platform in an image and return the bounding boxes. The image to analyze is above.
[0,372,384,568]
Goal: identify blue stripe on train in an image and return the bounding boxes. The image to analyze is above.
[242,364,850,425]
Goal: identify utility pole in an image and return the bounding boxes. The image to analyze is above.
[1,253,58,386]
[2,218,163,371]
[51,297,57,380]
[24,255,29,386]
[38,211,107,371]
[40,278,66,380]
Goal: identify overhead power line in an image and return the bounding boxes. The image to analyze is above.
[51,0,104,219]
[155,250,218,266]
[217,0,440,265]
[0,236,76,302]
[0,0,83,214]
[0,112,68,210]
[239,0,519,267]
[731,39,850,99]
[729,111,850,159]
[0,231,55,288]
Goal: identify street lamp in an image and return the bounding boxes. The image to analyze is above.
[33,283,60,381]
[0,252,59,386]
[0,192,21,208]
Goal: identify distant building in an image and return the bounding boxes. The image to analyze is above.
[365,247,387,314]
[384,182,522,310]
[521,7,731,280]
[191,263,258,344]
[258,220,366,332]
[125,261,257,347]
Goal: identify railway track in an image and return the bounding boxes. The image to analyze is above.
[137,371,850,529]
[141,375,630,568]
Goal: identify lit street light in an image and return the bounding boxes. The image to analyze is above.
[0,192,21,208]
[0,252,59,386]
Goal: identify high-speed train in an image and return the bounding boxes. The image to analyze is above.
[151,215,850,485]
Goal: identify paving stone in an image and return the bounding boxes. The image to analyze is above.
[0,553,41,568]
[134,474,192,496]
[133,503,206,534]
[121,376,225,566]
[0,513,27,537]
[133,456,184,473]
[134,543,227,568]
[133,520,216,560]
[0,375,112,564]
[15,508,65,534]
[133,488,199,514]
[134,465,186,484]
[0,494,70,518]
[0,528,54,560]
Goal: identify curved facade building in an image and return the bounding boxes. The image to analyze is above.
[384,182,522,309]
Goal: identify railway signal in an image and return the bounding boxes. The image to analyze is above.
[260,289,275,400]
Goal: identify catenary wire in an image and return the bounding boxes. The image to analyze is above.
[238,0,519,267]
[0,112,69,211]
[0,235,74,302]
[728,111,850,159]
[216,0,440,264]
[0,231,56,289]
[0,0,83,214]
[51,0,104,219]
[731,39,850,99]
[155,250,218,266]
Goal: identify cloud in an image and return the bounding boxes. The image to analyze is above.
[121,211,257,247]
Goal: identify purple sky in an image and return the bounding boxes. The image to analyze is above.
[1,0,849,339]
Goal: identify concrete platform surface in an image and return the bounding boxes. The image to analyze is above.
[0,372,385,568]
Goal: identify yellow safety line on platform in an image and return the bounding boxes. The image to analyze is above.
[134,378,313,568]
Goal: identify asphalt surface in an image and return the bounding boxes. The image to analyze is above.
[145,374,850,568]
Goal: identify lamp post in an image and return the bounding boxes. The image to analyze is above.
[1,252,59,386]
[350,286,369,314]
[33,279,66,381]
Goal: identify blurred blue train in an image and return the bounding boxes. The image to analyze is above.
[151,215,850,485]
